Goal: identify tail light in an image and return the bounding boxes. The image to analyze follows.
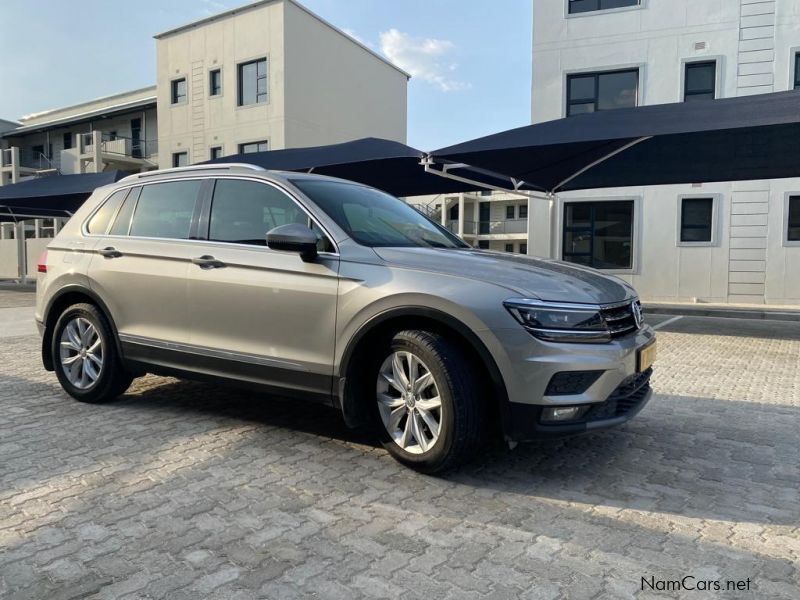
[37,250,48,273]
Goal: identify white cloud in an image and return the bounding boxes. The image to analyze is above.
[379,29,470,92]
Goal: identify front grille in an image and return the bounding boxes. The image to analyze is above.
[545,370,603,396]
[583,368,652,421]
[601,300,640,338]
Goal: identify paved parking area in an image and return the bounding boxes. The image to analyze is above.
[0,290,798,599]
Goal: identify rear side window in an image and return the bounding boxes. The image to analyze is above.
[108,188,140,236]
[129,181,202,239]
[209,179,307,245]
[86,189,129,234]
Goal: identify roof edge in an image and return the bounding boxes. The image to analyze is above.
[18,85,158,123]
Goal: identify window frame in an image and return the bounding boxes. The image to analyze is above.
[238,140,269,154]
[170,77,187,105]
[791,49,800,90]
[237,57,268,107]
[519,204,529,219]
[209,68,222,97]
[566,0,642,16]
[556,195,641,274]
[677,194,720,247]
[565,67,640,117]
[505,205,516,219]
[172,151,189,168]
[682,59,719,102]
[209,146,223,160]
[784,193,800,246]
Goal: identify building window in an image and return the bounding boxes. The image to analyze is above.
[209,69,222,96]
[568,0,639,14]
[449,204,460,220]
[788,196,800,242]
[505,244,514,253]
[684,61,716,102]
[567,69,638,116]
[63,132,73,150]
[480,190,492,196]
[563,200,634,269]
[32,144,44,157]
[794,53,800,89]
[519,204,528,219]
[506,205,515,219]
[520,243,528,254]
[210,146,223,160]
[171,78,187,104]
[172,152,189,168]
[478,240,490,249]
[238,141,268,154]
[238,58,267,106]
[680,197,714,243]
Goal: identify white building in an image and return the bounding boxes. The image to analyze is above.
[526,0,800,305]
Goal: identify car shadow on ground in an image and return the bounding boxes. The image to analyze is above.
[101,376,800,527]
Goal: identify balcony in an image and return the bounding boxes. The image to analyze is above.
[75,132,158,172]
[448,219,527,237]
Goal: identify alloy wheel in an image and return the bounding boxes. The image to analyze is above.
[59,317,103,390]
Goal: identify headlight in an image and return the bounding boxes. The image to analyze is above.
[504,298,613,343]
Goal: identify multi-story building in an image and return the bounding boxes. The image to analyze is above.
[527,0,800,305]
[0,0,408,281]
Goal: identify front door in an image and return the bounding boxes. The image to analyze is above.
[87,179,204,363]
[187,177,340,399]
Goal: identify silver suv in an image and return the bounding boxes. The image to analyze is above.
[36,164,656,472]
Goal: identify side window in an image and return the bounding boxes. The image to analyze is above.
[209,179,310,246]
[108,188,140,236]
[129,181,201,239]
[86,189,129,234]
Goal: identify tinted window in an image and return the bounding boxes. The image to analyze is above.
[789,196,800,242]
[680,197,714,242]
[684,62,716,102]
[567,70,638,116]
[87,189,128,234]
[209,179,307,245]
[171,78,186,104]
[563,201,633,269]
[569,0,639,14]
[506,205,515,219]
[519,204,528,219]
[108,188,139,236]
[129,181,201,239]
[291,179,467,249]
[209,69,221,96]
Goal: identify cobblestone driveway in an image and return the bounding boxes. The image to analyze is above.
[0,291,798,599]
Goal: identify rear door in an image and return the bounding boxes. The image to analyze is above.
[186,177,340,398]
[87,179,204,362]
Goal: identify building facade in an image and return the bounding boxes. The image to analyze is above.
[527,0,800,305]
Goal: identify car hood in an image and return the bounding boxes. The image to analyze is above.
[372,247,635,304]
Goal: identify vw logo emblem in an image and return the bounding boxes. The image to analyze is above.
[632,301,643,329]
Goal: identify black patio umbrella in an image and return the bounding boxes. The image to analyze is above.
[0,171,128,221]
[431,90,800,193]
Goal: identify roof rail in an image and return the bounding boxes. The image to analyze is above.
[120,163,266,182]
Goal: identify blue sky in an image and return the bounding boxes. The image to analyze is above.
[0,0,532,150]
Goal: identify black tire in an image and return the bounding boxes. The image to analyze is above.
[371,330,483,473]
[51,303,133,403]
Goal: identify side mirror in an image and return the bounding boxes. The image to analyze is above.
[267,223,319,262]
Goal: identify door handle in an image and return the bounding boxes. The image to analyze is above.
[191,255,225,269]
[97,247,122,258]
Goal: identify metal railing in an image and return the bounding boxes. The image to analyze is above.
[79,133,158,160]
[2,148,59,171]
[477,219,528,235]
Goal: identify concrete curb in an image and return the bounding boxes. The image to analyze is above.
[644,303,800,322]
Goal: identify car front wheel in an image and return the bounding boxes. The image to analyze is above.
[374,330,482,473]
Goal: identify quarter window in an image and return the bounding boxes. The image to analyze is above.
[108,188,140,236]
[239,141,268,154]
[568,0,639,14]
[788,196,800,242]
[171,78,187,104]
[567,69,638,116]
[238,58,267,106]
[87,189,129,234]
[129,181,202,240]
[684,61,716,102]
[680,197,714,243]
[209,69,222,96]
[563,200,634,269]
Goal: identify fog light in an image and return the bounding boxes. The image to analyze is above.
[541,405,588,423]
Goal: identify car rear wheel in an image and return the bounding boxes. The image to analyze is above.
[374,330,482,473]
[52,303,133,403]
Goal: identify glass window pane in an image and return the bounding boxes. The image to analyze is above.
[686,63,715,93]
[505,205,515,219]
[564,230,591,255]
[565,203,592,228]
[795,55,800,88]
[597,71,638,110]
[789,196,800,241]
[129,181,201,239]
[684,92,715,102]
[601,0,638,9]
[567,102,595,116]
[87,189,128,235]
[210,179,307,245]
[569,75,595,102]
[592,201,633,268]
[681,198,713,228]
[172,152,188,168]
[569,0,599,13]
[519,204,528,219]
[108,189,139,236]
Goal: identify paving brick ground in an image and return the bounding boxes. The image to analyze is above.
[0,292,798,599]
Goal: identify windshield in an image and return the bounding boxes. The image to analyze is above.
[290,179,469,249]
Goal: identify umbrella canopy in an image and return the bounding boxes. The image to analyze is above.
[0,171,128,220]
[432,90,800,193]
[205,137,511,197]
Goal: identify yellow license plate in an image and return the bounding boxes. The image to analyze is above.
[638,341,657,372]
